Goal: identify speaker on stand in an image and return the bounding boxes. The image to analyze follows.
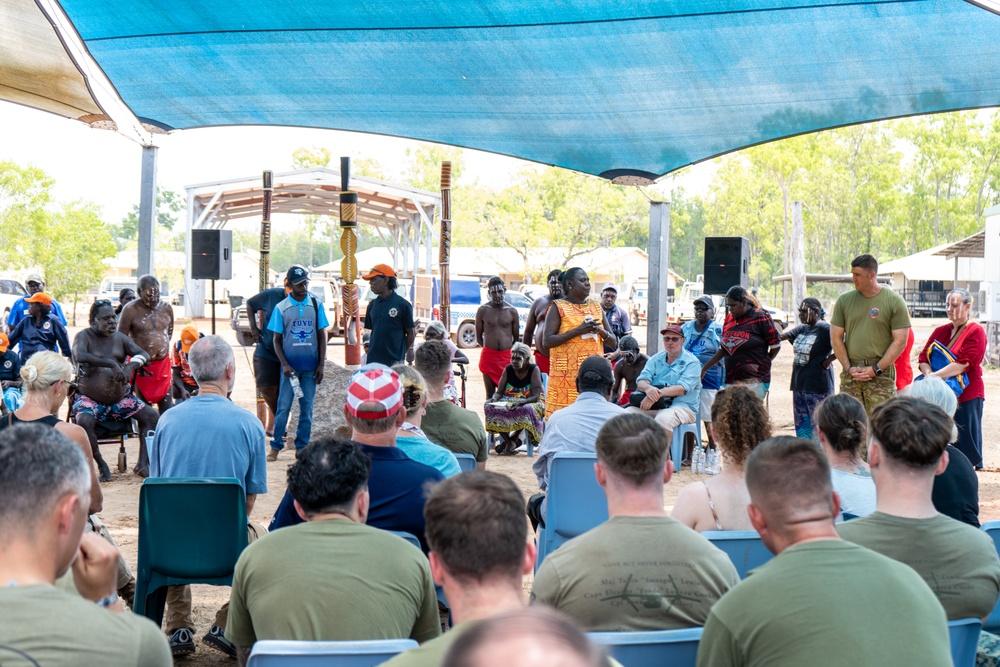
[191,229,233,334]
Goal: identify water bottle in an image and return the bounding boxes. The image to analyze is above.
[695,445,707,474]
[289,375,304,400]
[706,447,721,475]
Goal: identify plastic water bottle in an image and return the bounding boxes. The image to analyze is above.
[695,445,707,474]
[705,447,721,475]
[289,375,304,400]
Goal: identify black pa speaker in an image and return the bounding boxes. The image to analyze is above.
[703,237,750,295]
[191,229,233,280]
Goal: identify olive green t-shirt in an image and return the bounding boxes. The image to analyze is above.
[830,287,910,363]
[422,400,489,463]
[226,519,441,646]
[381,619,476,667]
[531,516,739,631]
[838,511,1000,619]
[0,585,171,666]
[696,540,950,667]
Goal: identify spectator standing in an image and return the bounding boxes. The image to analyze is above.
[522,269,563,376]
[702,286,781,400]
[246,274,294,438]
[682,296,722,450]
[917,287,986,469]
[5,272,67,330]
[829,254,911,414]
[475,277,520,398]
[599,283,631,357]
[117,275,175,413]
[266,266,327,461]
[780,297,834,440]
[543,268,615,418]
[364,264,415,367]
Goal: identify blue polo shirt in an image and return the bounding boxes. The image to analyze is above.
[7,314,71,363]
[637,348,702,415]
[682,319,724,390]
[269,443,445,552]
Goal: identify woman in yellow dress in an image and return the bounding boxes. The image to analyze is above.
[542,267,616,418]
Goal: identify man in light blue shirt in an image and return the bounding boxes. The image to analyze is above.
[527,355,623,529]
[626,324,701,442]
[266,266,329,460]
[149,335,267,658]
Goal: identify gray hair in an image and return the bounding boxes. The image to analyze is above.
[188,335,234,385]
[947,288,973,306]
[510,341,531,357]
[137,274,159,291]
[909,376,959,443]
[424,320,448,339]
[0,424,90,533]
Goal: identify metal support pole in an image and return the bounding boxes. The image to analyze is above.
[211,280,217,334]
[137,145,158,277]
[647,201,671,355]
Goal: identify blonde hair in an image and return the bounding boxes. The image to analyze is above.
[392,364,427,412]
[20,351,72,393]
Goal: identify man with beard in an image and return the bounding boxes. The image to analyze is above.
[117,275,175,414]
[522,269,562,376]
[72,301,159,480]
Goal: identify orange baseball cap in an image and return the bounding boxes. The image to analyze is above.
[180,325,201,353]
[25,292,53,306]
[0,332,8,353]
[362,264,396,280]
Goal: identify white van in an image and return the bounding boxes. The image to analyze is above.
[97,278,138,305]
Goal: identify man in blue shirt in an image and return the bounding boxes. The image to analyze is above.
[149,334,267,658]
[266,266,328,461]
[363,264,415,367]
[5,273,67,330]
[528,355,624,530]
[626,324,701,443]
[268,364,445,551]
[600,283,632,356]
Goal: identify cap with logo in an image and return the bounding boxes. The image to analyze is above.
[286,265,309,285]
[601,282,618,294]
[346,365,403,420]
[362,264,396,280]
[660,324,685,336]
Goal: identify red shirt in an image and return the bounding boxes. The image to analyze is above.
[917,321,986,402]
[721,308,782,384]
[894,327,915,391]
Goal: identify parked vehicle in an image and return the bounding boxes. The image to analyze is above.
[761,304,788,330]
[230,280,342,346]
[628,280,648,326]
[518,284,549,302]
[0,279,27,326]
[97,278,138,306]
[665,278,705,323]
[412,274,532,348]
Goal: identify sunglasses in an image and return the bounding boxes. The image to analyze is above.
[95,299,112,307]
[662,336,683,342]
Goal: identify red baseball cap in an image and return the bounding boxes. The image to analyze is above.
[660,324,684,336]
[346,366,403,419]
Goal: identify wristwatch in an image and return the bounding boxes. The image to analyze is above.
[872,365,883,376]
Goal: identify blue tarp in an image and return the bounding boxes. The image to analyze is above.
[56,0,1000,180]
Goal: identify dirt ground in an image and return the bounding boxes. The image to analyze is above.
[82,314,1000,664]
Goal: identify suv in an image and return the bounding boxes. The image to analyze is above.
[452,289,533,349]
[0,279,27,326]
[230,281,343,346]
[628,281,648,326]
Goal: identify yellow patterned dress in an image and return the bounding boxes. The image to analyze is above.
[545,299,604,419]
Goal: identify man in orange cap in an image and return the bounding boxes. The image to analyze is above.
[171,325,203,403]
[6,292,72,363]
[363,264,415,367]
[0,332,24,410]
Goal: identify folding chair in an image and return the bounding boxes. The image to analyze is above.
[247,639,418,666]
[701,530,773,579]
[981,521,1000,632]
[535,452,608,571]
[589,627,704,667]
[454,453,477,473]
[948,618,982,667]
[134,477,249,626]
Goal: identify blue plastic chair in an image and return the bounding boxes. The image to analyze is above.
[701,530,773,579]
[247,639,418,666]
[454,452,477,473]
[134,477,248,626]
[980,521,1000,632]
[670,406,701,469]
[948,618,982,667]
[535,452,608,572]
[589,628,703,667]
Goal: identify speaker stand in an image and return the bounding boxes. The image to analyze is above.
[211,279,217,335]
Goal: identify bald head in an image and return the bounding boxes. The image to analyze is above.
[746,436,836,527]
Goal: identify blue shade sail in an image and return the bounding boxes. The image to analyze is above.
[54,0,1000,180]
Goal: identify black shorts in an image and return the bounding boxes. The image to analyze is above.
[253,356,281,388]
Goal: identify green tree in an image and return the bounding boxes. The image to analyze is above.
[38,201,116,325]
[0,161,53,264]
[114,188,184,250]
